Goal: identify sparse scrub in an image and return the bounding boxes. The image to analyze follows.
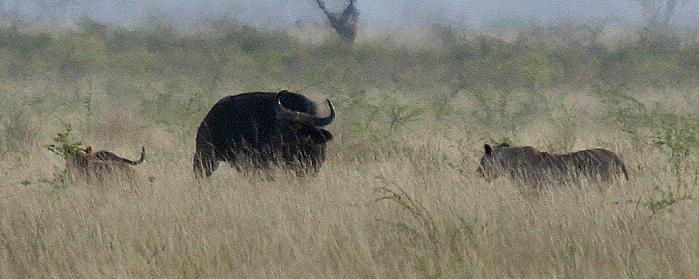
[44,124,83,159]
[39,124,84,189]
[547,104,578,153]
[0,99,38,156]
[0,20,697,278]
[386,101,425,131]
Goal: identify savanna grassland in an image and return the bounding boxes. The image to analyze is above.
[1,19,698,278]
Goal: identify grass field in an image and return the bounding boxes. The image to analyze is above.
[0,20,698,278]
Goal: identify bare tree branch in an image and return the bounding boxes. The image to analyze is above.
[634,0,690,28]
[315,0,359,43]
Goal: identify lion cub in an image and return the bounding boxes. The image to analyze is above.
[67,146,145,183]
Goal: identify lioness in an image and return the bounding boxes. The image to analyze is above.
[67,146,145,183]
[477,143,628,189]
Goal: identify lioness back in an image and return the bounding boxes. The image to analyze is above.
[561,149,629,181]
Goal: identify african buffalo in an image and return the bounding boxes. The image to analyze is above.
[477,143,629,189]
[193,90,335,178]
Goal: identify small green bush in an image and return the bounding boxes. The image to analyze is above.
[45,124,83,160]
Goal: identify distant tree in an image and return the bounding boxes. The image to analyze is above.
[634,0,690,28]
[315,0,359,43]
[633,0,689,48]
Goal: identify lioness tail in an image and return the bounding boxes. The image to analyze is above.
[127,146,146,165]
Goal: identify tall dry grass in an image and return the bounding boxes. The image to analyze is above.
[1,21,698,278]
[1,89,697,278]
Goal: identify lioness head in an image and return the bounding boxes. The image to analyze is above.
[66,146,94,171]
[477,143,512,180]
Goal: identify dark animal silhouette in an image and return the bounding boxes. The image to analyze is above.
[316,0,359,42]
[85,146,145,165]
[193,90,335,178]
[67,146,145,183]
[477,143,629,189]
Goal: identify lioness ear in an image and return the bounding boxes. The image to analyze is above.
[484,144,493,155]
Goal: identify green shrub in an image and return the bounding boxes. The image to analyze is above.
[45,124,83,160]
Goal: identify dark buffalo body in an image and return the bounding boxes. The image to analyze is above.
[193,90,335,177]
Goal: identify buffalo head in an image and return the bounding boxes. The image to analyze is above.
[274,93,335,146]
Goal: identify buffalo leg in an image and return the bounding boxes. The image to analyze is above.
[193,147,219,178]
[193,122,220,178]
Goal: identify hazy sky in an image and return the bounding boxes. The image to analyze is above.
[2,0,698,28]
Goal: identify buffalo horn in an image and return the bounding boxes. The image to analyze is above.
[312,99,335,127]
[275,96,335,127]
